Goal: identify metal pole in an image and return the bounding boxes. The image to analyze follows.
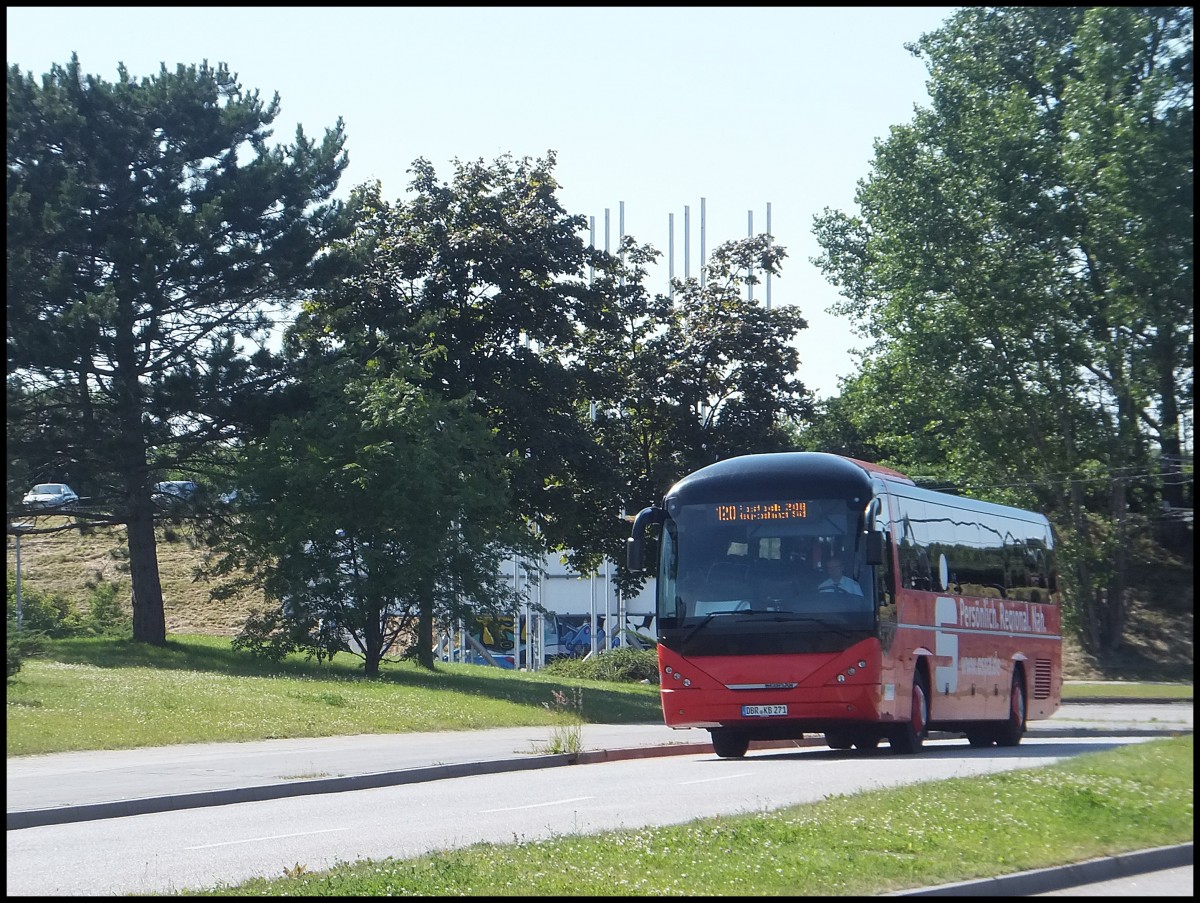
[747,210,754,302]
[513,558,521,670]
[684,205,690,280]
[589,570,597,657]
[619,201,624,254]
[619,201,625,287]
[766,202,772,309]
[605,558,612,650]
[14,532,23,632]
[589,401,598,657]
[668,212,675,299]
[700,197,706,288]
[588,215,595,285]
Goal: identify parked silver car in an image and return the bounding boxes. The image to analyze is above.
[22,483,79,510]
[152,480,199,507]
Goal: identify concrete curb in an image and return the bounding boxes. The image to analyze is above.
[1067,696,1193,705]
[6,753,576,830]
[889,842,1193,896]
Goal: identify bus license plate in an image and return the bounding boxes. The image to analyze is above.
[742,704,787,717]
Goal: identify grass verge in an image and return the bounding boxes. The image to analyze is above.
[5,634,660,756]
[181,735,1193,896]
[1064,681,1193,700]
[6,634,1190,757]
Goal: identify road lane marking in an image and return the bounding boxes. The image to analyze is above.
[479,796,595,813]
[186,827,350,850]
[680,772,753,784]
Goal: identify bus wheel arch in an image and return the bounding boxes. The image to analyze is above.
[890,660,930,755]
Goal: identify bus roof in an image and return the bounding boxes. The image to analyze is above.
[665,451,910,505]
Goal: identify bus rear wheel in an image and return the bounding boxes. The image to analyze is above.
[710,729,750,759]
[890,668,929,755]
[994,670,1026,747]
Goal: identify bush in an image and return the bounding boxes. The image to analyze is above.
[542,646,658,684]
[84,580,132,636]
[6,616,47,680]
[6,575,81,637]
[232,605,344,664]
[7,621,24,679]
[6,572,131,640]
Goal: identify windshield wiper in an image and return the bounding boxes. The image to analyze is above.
[680,612,719,646]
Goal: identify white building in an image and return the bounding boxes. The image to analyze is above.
[437,554,657,669]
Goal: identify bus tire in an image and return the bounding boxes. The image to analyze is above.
[824,730,854,750]
[965,729,996,748]
[710,729,750,759]
[890,667,929,755]
[995,669,1026,747]
[853,733,881,751]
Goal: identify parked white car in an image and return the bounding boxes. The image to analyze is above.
[22,483,79,510]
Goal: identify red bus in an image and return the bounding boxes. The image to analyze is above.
[627,452,1062,757]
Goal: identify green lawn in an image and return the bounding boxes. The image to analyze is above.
[1063,681,1193,700]
[8,633,1192,896]
[6,634,660,756]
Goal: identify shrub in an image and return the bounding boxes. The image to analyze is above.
[6,573,131,641]
[6,574,82,637]
[232,605,344,664]
[7,620,23,679]
[542,646,658,684]
[6,616,46,680]
[84,580,132,636]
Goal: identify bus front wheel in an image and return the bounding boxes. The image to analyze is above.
[710,729,750,759]
[824,730,854,750]
[890,668,929,755]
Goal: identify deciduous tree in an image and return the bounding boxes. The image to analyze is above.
[810,7,1193,650]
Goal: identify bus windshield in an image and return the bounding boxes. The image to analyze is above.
[656,498,876,652]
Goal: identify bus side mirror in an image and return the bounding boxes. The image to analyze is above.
[865,530,886,566]
[627,506,665,574]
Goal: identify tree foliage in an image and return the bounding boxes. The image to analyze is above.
[579,234,814,584]
[211,355,539,675]
[6,56,348,643]
[295,158,614,566]
[809,7,1193,650]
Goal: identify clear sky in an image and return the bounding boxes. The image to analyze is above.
[7,5,960,399]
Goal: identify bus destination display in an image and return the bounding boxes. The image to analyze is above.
[715,501,808,522]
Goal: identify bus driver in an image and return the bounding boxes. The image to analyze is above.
[818,556,863,596]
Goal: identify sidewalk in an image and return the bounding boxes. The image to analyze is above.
[7,702,1192,831]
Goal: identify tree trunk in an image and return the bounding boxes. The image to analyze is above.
[1103,475,1128,651]
[1068,477,1101,652]
[363,609,382,678]
[1155,343,1189,551]
[127,506,167,645]
[417,591,436,670]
